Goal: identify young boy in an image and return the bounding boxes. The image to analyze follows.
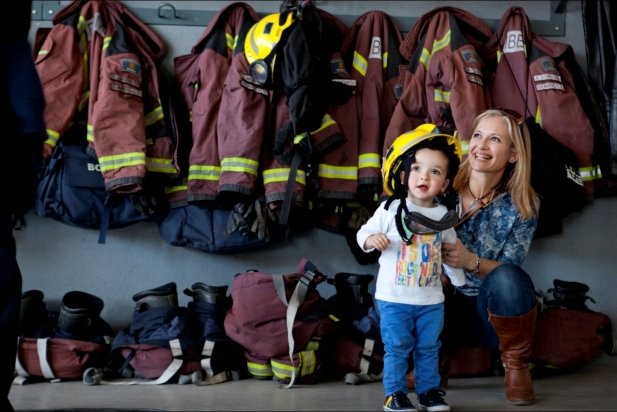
[357,124,463,412]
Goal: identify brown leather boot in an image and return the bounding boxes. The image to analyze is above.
[489,306,537,405]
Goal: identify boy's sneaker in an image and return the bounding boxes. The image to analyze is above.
[384,391,416,411]
[417,388,450,411]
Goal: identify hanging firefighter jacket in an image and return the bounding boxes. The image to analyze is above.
[215,3,350,219]
[171,2,260,206]
[489,6,605,199]
[266,5,356,225]
[582,1,617,185]
[340,10,408,201]
[385,7,493,156]
[34,0,178,195]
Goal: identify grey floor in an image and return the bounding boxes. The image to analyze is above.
[10,354,617,411]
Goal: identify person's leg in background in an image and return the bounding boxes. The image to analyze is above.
[0,214,21,412]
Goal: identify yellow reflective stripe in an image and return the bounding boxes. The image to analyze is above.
[434,88,450,103]
[461,140,470,156]
[87,124,94,143]
[102,36,112,51]
[383,51,389,69]
[226,32,236,51]
[271,351,317,379]
[262,168,306,185]
[98,152,145,173]
[353,50,367,77]
[358,153,381,170]
[580,165,602,182]
[305,340,320,351]
[164,183,187,195]
[318,164,357,180]
[45,129,60,148]
[146,157,176,174]
[313,113,335,134]
[145,104,164,126]
[432,30,451,54]
[246,361,273,378]
[294,132,307,145]
[497,50,503,64]
[419,47,431,69]
[38,49,49,57]
[220,157,259,176]
[188,165,221,181]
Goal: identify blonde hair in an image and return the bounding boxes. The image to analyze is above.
[453,109,540,220]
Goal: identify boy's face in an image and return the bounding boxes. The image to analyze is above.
[400,148,450,207]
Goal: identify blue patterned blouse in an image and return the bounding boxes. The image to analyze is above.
[455,192,537,296]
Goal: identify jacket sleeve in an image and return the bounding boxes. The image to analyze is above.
[34,25,84,157]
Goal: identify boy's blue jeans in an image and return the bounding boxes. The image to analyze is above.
[377,300,443,396]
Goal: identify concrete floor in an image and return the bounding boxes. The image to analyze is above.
[10,354,617,411]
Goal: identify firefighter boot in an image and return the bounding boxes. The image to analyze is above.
[19,290,47,337]
[132,282,178,311]
[57,291,105,339]
[186,283,229,309]
[488,306,537,405]
[333,273,374,307]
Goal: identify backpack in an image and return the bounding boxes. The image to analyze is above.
[35,142,159,243]
[223,259,339,386]
[325,273,384,384]
[96,282,242,386]
[530,279,613,374]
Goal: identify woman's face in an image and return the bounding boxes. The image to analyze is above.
[468,115,518,173]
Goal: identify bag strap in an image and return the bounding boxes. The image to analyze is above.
[280,269,316,388]
[83,338,185,386]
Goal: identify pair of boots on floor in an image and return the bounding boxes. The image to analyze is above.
[408,306,537,405]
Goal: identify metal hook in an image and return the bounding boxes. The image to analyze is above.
[158,3,178,19]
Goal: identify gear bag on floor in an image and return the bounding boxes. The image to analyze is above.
[97,281,242,385]
[223,258,340,386]
[14,290,113,383]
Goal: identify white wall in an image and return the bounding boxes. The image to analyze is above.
[22,1,617,330]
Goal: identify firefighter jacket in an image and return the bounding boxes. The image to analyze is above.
[171,2,260,207]
[35,0,177,194]
[385,7,493,156]
[216,5,349,213]
[340,10,407,198]
[489,6,603,198]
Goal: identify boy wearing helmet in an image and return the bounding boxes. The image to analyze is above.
[357,124,463,412]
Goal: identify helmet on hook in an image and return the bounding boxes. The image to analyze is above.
[244,11,295,86]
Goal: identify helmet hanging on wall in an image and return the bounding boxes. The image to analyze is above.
[244,11,295,86]
[382,123,462,198]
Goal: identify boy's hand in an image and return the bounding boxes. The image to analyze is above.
[364,233,390,251]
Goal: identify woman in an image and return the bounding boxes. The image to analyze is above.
[441,108,540,405]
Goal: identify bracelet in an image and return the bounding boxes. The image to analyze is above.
[470,253,481,274]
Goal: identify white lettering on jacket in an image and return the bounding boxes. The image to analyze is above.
[369,37,382,60]
[503,30,525,54]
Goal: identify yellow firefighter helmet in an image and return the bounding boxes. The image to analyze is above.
[382,124,462,197]
[244,12,295,85]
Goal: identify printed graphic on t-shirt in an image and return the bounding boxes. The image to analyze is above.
[395,233,442,287]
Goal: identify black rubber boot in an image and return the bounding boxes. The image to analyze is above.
[19,290,47,337]
[57,291,105,338]
[185,283,228,307]
[132,282,178,311]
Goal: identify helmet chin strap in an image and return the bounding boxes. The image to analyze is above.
[394,201,459,244]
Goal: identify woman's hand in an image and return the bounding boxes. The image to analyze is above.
[442,239,475,270]
[364,233,390,252]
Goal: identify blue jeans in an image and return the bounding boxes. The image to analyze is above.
[443,263,536,350]
[377,300,443,396]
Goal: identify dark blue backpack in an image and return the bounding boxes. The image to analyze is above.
[35,143,156,243]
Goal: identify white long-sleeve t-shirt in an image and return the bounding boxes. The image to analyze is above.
[356,199,465,305]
